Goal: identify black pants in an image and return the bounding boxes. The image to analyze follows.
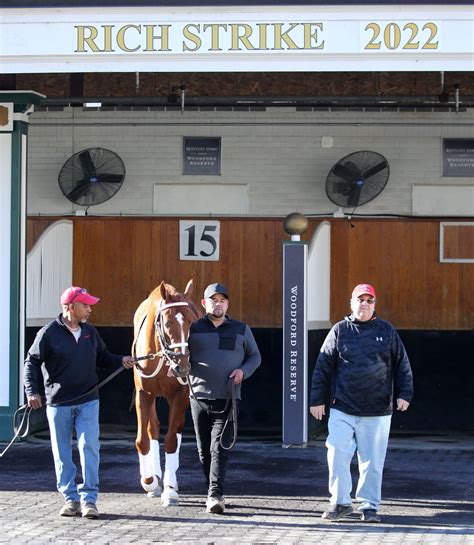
[190,397,236,498]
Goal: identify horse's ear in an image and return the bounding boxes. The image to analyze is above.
[159,281,168,301]
[184,279,194,297]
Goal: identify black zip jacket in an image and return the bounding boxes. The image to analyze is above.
[188,315,261,400]
[24,315,123,406]
[310,314,413,416]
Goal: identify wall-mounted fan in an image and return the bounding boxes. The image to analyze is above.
[326,151,390,208]
[58,147,126,207]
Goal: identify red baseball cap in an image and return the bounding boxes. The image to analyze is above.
[60,286,100,306]
[352,283,376,299]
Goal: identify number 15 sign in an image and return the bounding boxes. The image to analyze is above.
[179,220,220,261]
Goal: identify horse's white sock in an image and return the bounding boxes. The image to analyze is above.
[138,451,154,479]
[163,433,182,489]
[139,451,160,492]
[150,439,162,480]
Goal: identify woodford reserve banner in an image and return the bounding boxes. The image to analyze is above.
[1,6,473,73]
[282,242,308,446]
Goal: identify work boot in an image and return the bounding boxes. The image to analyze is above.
[321,504,353,521]
[81,503,99,519]
[59,500,81,517]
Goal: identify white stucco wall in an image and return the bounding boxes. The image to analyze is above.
[27,107,474,217]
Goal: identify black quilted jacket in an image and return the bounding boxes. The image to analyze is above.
[310,314,413,416]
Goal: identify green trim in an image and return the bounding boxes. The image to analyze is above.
[0,91,45,113]
[0,121,28,441]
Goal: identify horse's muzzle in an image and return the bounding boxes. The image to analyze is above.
[169,353,190,378]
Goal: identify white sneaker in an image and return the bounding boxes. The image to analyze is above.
[81,503,99,519]
[59,500,81,517]
[206,495,225,514]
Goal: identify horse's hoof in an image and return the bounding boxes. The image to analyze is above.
[161,487,179,506]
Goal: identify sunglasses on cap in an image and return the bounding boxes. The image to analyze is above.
[69,288,89,304]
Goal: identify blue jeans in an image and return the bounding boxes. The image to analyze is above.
[326,408,392,511]
[46,399,100,505]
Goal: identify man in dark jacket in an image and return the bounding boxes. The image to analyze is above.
[310,283,413,523]
[24,286,135,519]
[188,283,261,514]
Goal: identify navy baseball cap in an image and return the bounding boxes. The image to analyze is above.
[204,283,228,299]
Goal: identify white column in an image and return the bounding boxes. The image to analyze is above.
[0,133,12,407]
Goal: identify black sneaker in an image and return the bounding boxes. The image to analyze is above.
[360,509,381,523]
[321,504,353,520]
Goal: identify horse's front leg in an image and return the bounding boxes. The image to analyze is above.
[136,390,162,496]
[161,388,189,506]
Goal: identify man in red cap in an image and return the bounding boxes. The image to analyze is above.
[24,287,135,519]
[310,283,413,523]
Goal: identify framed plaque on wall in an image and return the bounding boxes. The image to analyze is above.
[443,139,474,177]
[183,137,221,175]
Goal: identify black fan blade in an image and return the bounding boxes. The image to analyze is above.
[333,161,361,183]
[67,179,90,202]
[95,173,124,184]
[334,181,352,195]
[361,159,388,180]
[347,184,362,207]
[79,150,97,179]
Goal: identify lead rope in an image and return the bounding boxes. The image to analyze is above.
[188,377,238,450]
[220,378,238,450]
[0,365,128,458]
[0,404,33,458]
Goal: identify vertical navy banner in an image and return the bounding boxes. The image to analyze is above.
[282,242,308,446]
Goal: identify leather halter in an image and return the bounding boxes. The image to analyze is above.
[134,300,191,385]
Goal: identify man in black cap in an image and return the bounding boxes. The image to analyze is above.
[188,283,261,514]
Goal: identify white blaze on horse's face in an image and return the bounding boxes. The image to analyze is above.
[162,310,186,351]
[156,301,192,379]
[169,312,187,353]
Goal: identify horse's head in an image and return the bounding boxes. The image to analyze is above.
[156,280,201,379]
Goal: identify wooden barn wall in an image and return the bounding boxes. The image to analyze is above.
[329,219,474,330]
[27,216,473,330]
[26,218,59,253]
[75,217,283,328]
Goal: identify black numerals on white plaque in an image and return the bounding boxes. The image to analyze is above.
[180,221,220,261]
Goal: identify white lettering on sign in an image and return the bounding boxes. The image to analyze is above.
[288,285,299,401]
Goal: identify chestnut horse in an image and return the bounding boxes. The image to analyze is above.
[132,280,201,505]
